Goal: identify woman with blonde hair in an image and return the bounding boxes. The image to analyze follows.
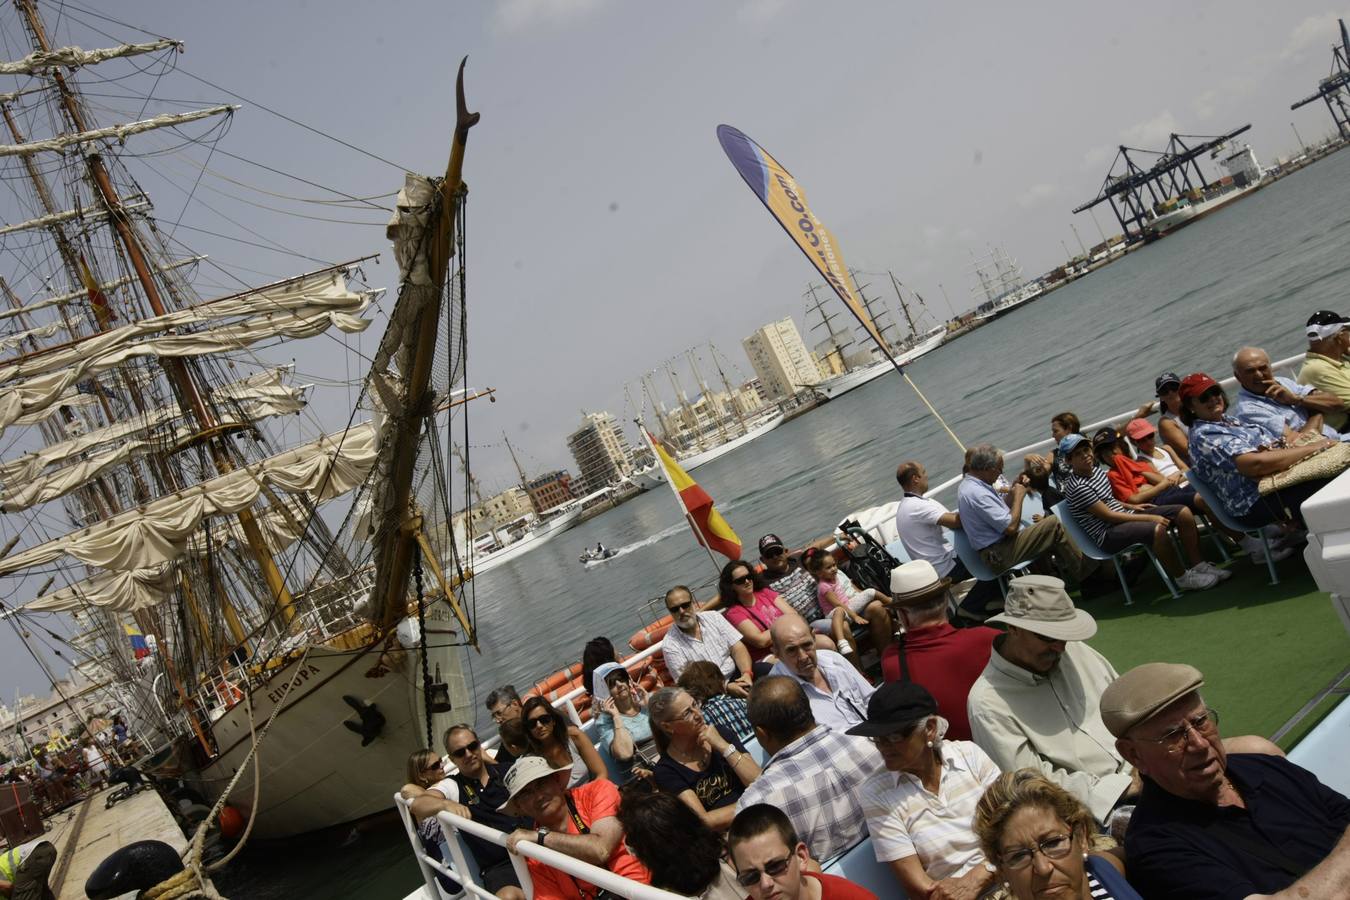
[974,769,1141,900]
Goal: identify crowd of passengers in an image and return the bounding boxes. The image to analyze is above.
[400,313,1350,900]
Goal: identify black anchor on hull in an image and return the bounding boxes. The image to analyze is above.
[342,694,385,746]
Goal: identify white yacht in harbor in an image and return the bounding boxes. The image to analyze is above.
[628,410,785,488]
[458,502,585,575]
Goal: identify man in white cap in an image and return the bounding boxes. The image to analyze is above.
[966,574,1136,824]
[880,560,999,741]
[500,756,649,900]
[1298,310,1350,431]
[1104,662,1350,900]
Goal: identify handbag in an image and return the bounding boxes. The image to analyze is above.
[1257,433,1350,495]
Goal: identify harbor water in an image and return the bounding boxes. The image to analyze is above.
[217,147,1350,898]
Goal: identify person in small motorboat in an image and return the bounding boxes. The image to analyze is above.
[617,784,746,900]
[801,547,889,665]
[678,660,754,744]
[520,696,606,788]
[1180,371,1341,530]
[501,757,650,900]
[767,615,876,733]
[728,803,878,900]
[591,662,656,781]
[1061,432,1222,592]
[737,676,883,865]
[974,769,1142,900]
[850,681,1001,899]
[1232,346,1345,442]
[1297,309,1350,430]
[659,585,754,695]
[1104,662,1350,900]
[648,686,761,830]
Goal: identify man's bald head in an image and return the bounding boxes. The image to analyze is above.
[770,614,819,681]
[747,676,815,752]
[769,614,812,654]
[1232,346,1273,395]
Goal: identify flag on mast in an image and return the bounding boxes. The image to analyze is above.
[124,623,151,659]
[643,429,742,561]
[77,253,116,330]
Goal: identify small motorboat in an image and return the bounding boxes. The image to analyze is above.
[578,544,618,565]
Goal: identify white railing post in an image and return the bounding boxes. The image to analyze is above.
[394,793,464,900]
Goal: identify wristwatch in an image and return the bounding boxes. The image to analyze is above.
[537,827,549,847]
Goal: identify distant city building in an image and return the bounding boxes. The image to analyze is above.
[568,411,635,493]
[481,486,533,526]
[0,667,117,760]
[732,379,768,416]
[526,470,574,514]
[743,318,819,401]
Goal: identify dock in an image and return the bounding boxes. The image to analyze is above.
[34,788,187,900]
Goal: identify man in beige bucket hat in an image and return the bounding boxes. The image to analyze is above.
[966,574,1136,823]
[1101,662,1350,900]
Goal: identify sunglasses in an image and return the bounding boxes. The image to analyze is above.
[1198,387,1223,403]
[732,574,754,586]
[526,715,553,730]
[734,854,793,887]
[761,546,786,558]
[606,672,631,688]
[667,600,694,613]
[449,740,481,759]
[422,760,444,772]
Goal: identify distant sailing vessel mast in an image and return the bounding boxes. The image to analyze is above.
[0,3,479,838]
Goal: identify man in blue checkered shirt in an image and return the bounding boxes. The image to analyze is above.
[735,676,885,864]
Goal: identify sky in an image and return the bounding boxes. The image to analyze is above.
[0,0,1347,693]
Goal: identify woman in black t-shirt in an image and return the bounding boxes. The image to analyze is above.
[648,687,760,831]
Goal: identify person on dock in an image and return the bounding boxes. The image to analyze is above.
[0,840,57,900]
[880,560,998,741]
[728,804,879,900]
[848,681,1001,900]
[895,460,1003,621]
[966,575,1137,825]
[1181,371,1341,530]
[956,443,1098,586]
[678,661,754,744]
[802,547,890,666]
[1155,372,1192,462]
[1232,346,1345,441]
[521,697,606,788]
[81,737,110,789]
[1103,662,1350,900]
[1297,309,1350,431]
[767,615,876,733]
[591,662,656,781]
[647,686,761,830]
[501,757,650,900]
[659,585,754,695]
[736,676,882,864]
[1060,432,1222,591]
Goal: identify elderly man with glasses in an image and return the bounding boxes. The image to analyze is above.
[1104,663,1350,900]
[658,585,754,696]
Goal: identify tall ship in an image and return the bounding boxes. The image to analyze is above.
[0,5,479,838]
[628,345,783,489]
[810,272,946,401]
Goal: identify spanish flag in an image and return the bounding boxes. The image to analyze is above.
[78,253,116,330]
[124,623,151,659]
[644,429,741,560]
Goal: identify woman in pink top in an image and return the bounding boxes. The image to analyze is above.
[718,559,793,665]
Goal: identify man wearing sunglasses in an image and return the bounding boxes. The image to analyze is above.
[659,585,754,696]
[436,725,530,900]
[728,804,877,900]
[1105,662,1350,900]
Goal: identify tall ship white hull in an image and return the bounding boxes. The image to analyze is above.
[630,413,786,489]
[463,503,584,575]
[813,327,947,401]
[192,595,469,839]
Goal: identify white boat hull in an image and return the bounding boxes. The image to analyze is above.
[629,415,786,488]
[464,504,584,575]
[813,331,947,401]
[194,595,468,839]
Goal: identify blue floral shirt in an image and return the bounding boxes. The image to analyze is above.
[1188,417,1268,514]
[1233,376,1343,442]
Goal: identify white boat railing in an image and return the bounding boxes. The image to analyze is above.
[922,351,1308,505]
[433,805,690,900]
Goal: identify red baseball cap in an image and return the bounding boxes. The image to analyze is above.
[1125,418,1155,441]
[1177,372,1219,400]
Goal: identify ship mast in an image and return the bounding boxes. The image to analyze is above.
[806,283,853,374]
[13,0,299,633]
[709,343,749,433]
[686,348,727,444]
[888,271,919,339]
[666,363,705,452]
[849,270,897,354]
[502,432,531,491]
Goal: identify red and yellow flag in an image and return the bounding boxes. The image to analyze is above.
[77,253,115,330]
[646,430,741,561]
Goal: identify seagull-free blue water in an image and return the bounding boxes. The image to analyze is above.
[217,148,1350,898]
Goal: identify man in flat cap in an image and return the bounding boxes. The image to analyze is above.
[966,574,1136,824]
[1105,662,1350,900]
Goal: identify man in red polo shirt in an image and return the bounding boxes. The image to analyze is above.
[880,560,998,741]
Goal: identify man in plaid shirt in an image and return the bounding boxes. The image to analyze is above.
[735,676,885,864]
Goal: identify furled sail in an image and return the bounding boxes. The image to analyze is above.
[0,199,149,238]
[0,420,378,577]
[0,315,83,352]
[0,105,237,158]
[0,39,180,75]
[23,566,175,614]
[0,256,202,324]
